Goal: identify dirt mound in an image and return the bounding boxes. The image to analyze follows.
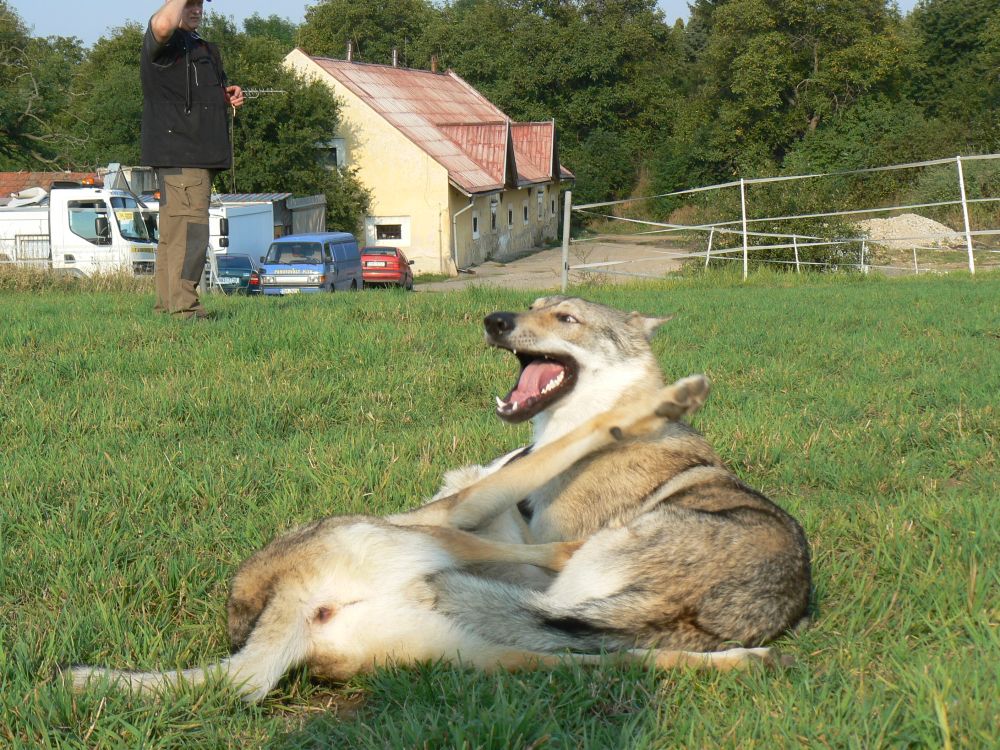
[858,213,963,249]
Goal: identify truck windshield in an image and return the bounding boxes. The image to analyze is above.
[264,242,323,264]
[110,196,157,242]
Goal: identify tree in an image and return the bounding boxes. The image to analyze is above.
[297,0,433,66]
[59,24,145,169]
[675,0,906,179]
[242,14,298,49]
[0,1,84,167]
[907,0,1000,150]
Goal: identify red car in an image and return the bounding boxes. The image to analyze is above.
[361,246,414,290]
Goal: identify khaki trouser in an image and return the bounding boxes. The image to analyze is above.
[154,167,214,316]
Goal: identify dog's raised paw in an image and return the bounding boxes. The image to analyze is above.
[655,375,710,420]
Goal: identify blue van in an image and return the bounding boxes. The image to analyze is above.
[258,232,363,295]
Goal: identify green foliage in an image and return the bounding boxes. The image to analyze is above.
[0,2,85,167]
[297,0,434,65]
[242,14,298,49]
[58,23,145,169]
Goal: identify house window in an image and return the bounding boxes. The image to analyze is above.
[365,216,411,246]
[522,200,529,225]
[490,204,497,231]
[317,138,346,169]
[508,207,513,226]
[551,198,556,215]
[472,211,480,240]
[537,189,544,219]
[376,224,403,240]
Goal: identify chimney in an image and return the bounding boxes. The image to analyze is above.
[392,48,399,67]
[346,40,353,62]
[431,55,438,74]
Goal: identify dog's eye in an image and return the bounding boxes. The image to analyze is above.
[556,313,579,324]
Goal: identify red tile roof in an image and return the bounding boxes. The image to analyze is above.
[308,56,572,194]
[0,171,96,203]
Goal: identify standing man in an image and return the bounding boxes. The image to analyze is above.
[141,0,244,319]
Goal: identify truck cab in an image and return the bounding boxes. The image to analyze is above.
[0,180,158,276]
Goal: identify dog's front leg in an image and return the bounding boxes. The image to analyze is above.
[416,525,582,571]
[446,375,711,531]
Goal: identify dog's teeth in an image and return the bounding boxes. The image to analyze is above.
[496,396,505,409]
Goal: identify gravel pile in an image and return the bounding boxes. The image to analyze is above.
[858,213,963,249]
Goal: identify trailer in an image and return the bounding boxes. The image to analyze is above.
[0,180,157,276]
[209,203,274,258]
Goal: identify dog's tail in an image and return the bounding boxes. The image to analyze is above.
[433,571,775,672]
[66,585,310,702]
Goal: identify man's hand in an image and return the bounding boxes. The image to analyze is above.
[225,86,245,109]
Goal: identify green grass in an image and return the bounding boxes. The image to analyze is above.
[2,272,998,748]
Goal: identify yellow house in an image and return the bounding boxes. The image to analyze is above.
[284,49,573,275]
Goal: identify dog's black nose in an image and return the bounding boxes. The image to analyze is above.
[484,312,516,338]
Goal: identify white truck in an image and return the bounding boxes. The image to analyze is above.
[0,180,157,276]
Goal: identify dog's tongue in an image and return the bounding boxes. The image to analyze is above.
[510,360,564,402]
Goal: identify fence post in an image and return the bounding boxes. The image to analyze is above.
[793,235,800,273]
[561,189,572,292]
[739,178,748,280]
[955,156,976,274]
[704,227,715,269]
[913,247,919,275]
[861,240,868,274]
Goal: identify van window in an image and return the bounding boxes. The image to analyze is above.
[324,243,334,262]
[265,242,322,264]
[333,242,360,262]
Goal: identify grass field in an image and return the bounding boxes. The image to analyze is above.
[2,271,997,748]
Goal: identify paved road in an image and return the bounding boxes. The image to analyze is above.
[416,238,690,292]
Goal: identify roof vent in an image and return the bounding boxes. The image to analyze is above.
[346,40,353,62]
[392,48,399,67]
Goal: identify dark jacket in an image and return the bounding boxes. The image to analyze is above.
[140,24,232,169]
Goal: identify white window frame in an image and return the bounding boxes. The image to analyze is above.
[364,215,411,247]
[317,137,347,169]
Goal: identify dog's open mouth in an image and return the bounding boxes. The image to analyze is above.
[495,351,577,422]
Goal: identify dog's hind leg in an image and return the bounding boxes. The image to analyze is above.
[67,584,311,702]
[447,374,711,531]
[485,646,773,673]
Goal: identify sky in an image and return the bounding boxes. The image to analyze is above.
[15,1,920,48]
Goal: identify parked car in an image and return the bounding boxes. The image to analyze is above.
[258,232,362,295]
[214,253,261,295]
[361,246,414,290]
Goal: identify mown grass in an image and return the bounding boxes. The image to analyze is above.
[2,272,997,748]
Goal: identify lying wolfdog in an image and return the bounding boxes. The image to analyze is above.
[68,375,766,702]
[402,296,811,650]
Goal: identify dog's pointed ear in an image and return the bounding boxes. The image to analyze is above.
[628,312,674,340]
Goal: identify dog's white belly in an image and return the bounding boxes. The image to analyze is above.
[314,594,506,672]
[544,525,631,605]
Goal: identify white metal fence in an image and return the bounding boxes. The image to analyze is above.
[559,154,1000,290]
